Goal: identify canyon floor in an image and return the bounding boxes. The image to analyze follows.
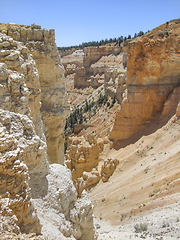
[89,113,180,239]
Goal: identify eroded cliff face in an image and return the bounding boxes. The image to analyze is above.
[74,46,123,89]
[110,19,180,142]
[0,30,47,234]
[0,24,97,240]
[0,23,70,164]
[0,109,44,234]
[0,30,48,198]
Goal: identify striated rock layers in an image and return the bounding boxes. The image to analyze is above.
[0,23,70,164]
[62,50,84,76]
[110,19,180,142]
[0,24,97,240]
[74,46,123,89]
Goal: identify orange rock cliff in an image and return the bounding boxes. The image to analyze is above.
[110,19,180,143]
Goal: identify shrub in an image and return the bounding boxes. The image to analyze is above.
[134,223,148,233]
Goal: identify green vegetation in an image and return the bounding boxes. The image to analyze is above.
[134,223,148,233]
[58,31,145,51]
[64,92,117,136]
[121,213,127,221]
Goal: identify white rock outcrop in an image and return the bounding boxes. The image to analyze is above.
[0,109,43,234]
[33,164,97,240]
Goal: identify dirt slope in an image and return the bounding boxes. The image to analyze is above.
[89,114,180,226]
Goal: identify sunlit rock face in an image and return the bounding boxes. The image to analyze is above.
[74,46,123,89]
[0,23,97,240]
[0,23,70,164]
[110,19,180,143]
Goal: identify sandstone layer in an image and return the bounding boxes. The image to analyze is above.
[0,24,97,240]
[110,19,180,143]
[65,134,104,179]
[0,23,70,164]
[74,46,123,89]
[62,50,84,76]
[0,30,48,198]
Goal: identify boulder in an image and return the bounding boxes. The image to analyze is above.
[101,158,119,182]
[74,169,101,197]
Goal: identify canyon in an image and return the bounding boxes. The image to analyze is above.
[61,18,180,239]
[0,18,180,240]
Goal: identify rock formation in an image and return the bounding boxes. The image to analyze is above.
[0,29,48,198]
[65,134,104,196]
[65,134,104,179]
[74,46,123,89]
[65,134,119,196]
[62,50,84,76]
[91,53,127,97]
[32,164,97,240]
[101,158,119,182]
[74,169,101,197]
[0,23,70,164]
[0,109,43,234]
[0,24,97,240]
[110,19,180,143]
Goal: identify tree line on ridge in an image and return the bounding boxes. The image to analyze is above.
[58,30,146,51]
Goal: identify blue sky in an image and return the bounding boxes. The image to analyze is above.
[1,0,179,47]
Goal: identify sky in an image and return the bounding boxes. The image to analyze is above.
[1,0,180,47]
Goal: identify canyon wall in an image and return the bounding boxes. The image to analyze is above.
[110,19,180,142]
[0,24,97,240]
[0,29,49,198]
[0,28,48,235]
[74,46,123,89]
[62,50,84,76]
[0,23,70,164]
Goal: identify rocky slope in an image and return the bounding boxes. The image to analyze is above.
[0,23,97,240]
[90,110,180,239]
